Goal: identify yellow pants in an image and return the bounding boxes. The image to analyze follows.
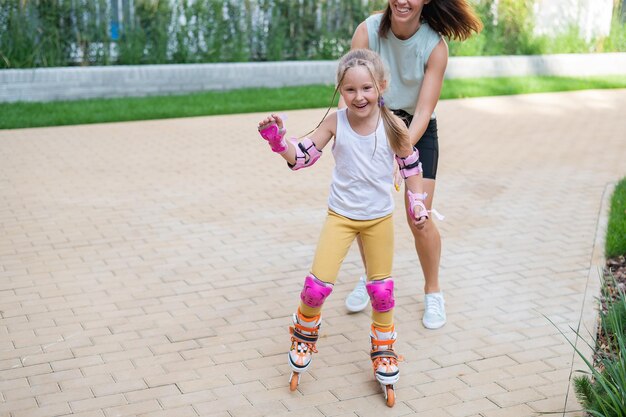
[299,210,394,327]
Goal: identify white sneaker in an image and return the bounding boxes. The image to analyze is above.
[345,276,369,313]
[422,292,446,329]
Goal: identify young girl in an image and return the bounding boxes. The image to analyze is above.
[345,0,483,329]
[257,49,428,407]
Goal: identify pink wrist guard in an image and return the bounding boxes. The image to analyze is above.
[258,123,288,153]
[395,148,422,179]
[408,191,429,220]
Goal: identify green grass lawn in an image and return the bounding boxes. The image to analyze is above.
[2,75,626,130]
[606,177,626,258]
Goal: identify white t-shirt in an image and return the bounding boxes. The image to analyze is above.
[327,108,395,220]
[366,13,442,116]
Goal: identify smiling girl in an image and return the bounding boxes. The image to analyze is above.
[257,48,429,406]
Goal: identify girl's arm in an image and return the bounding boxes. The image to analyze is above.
[257,113,336,168]
[408,39,448,147]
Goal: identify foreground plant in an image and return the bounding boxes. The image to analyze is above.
[573,269,626,417]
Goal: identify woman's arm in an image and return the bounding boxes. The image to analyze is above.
[351,21,369,49]
[408,39,448,147]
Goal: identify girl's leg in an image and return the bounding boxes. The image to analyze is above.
[299,210,358,317]
[289,211,358,388]
[358,214,394,327]
[359,214,399,400]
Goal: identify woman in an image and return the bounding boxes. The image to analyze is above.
[344,0,482,329]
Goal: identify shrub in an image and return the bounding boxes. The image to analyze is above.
[573,273,626,417]
[449,0,544,56]
[1,0,625,68]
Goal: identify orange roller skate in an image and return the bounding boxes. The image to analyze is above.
[370,324,399,407]
[288,310,321,391]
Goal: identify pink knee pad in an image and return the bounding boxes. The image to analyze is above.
[300,274,333,308]
[366,278,395,312]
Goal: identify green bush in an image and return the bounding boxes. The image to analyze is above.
[0,2,39,68]
[1,0,626,68]
[539,25,597,54]
[449,0,626,56]
[571,174,626,416]
[602,12,626,53]
[573,273,626,417]
[0,0,112,68]
[449,0,543,56]
[3,0,385,66]
[117,0,172,64]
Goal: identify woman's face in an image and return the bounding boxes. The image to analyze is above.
[387,0,429,24]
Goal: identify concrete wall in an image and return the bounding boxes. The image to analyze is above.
[2,53,626,103]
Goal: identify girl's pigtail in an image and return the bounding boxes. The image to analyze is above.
[380,105,411,157]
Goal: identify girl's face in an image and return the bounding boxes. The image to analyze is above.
[340,66,383,120]
[388,0,430,24]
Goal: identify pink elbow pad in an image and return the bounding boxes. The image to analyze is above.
[289,138,322,170]
[395,148,422,179]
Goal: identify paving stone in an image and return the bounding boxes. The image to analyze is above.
[1,90,624,416]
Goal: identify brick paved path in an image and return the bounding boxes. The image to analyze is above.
[1,89,625,417]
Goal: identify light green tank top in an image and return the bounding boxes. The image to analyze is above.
[366,13,442,116]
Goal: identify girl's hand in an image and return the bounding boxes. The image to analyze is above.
[258,114,288,154]
[258,113,284,131]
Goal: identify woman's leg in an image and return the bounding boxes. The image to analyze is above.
[344,235,370,312]
[405,179,446,329]
[405,178,441,294]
